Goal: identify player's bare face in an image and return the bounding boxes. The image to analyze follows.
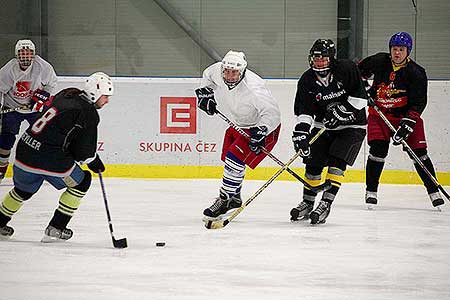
[95,95,110,109]
[312,56,330,70]
[223,68,240,83]
[390,46,408,65]
[17,49,34,70]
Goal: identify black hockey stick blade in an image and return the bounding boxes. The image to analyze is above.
[205,218,229,230]
[112,237,128,249]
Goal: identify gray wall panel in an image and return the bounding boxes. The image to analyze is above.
[416,0,450,78]
[201,0,285,78]
[366,0,415,56]
[116,0,201,76]
[47,0,115,75]
[285,0,337,78]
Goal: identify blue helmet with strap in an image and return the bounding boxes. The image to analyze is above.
[389,32,413,55]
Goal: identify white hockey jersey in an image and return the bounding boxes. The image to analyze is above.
[200,62,281,133]
[0,55,57,112]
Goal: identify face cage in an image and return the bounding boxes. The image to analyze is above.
[309,55,332,77]
[17,51,35,67]
[222,67,244,89]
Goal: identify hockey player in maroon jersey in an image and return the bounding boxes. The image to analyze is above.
[0,39,58,183]
[290,39,367,224]
[359,32,444,209]
[0,72,113,241]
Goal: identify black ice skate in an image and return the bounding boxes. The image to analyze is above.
[429,192,444,210]
[0,225,14,239]
[365,191,378,210]
[290,201,314,221]
[310,200,331,225]
[41,225,73,243]
[203,193,242,220]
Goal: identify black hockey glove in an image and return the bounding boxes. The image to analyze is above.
[248,126,268,155]
[195,87,217,115]
[87,154,105,173]
[292,123,311,157]
[323,102,356,129]
[392,117,416,146]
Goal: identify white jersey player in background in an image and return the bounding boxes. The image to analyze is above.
[195,50,281,220]
[0,39,58,183]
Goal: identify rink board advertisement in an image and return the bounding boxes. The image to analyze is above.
[32,77,450,183]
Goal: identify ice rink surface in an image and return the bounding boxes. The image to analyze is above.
[0,178,449,300]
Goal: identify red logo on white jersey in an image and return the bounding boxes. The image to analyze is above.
[160,97,197,134]
[13,81,32,98]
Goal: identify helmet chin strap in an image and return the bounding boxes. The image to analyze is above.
[313,67,331,78]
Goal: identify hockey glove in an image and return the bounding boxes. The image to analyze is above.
[392,117,416,146]
[248,126,268,155]
[195,87,217,115]
[323,102,356,129]
[87,154,105,173]
[31,89,52,112]
[292,123,311,157]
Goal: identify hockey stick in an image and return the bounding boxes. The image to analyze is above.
[0,105,31,114]
[372,104,450,201]
[205,127,326,229]
[98,171,128,248]
[215,110,331,193]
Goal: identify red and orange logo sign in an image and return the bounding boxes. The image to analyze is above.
[160,97,197,134]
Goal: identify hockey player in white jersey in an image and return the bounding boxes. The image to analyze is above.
[0,39,57,183]
[195,50,281,220]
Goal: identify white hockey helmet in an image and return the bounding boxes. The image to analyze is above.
[221,50,247,89]
[15,39,35,67]
[84,72,114,102]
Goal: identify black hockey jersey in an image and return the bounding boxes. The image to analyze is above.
[294,59,367,129]
[358,52,427,118]
[14,88,99,176]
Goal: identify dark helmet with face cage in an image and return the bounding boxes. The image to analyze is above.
[309,39,336,77]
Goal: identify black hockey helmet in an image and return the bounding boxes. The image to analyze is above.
[309,39,336,77]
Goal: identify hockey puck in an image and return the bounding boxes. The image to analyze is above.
[156,242,166,247]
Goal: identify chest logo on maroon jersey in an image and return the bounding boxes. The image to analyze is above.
[375,82,407,108]
[13,81,32,99]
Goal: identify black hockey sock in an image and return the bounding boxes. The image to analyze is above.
[303,188,317,203]
[366,157,385,192]
[0,212,11,228]
[0,189,29,226]
[414,157,439,194]
[49,210,72,230]
[322,185,339,204]
[322,167,345,203]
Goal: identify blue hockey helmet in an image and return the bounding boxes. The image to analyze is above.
[389,32,413,55]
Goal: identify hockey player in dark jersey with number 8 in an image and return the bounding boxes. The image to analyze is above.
[0,72,113,241]
[290,39,368,224]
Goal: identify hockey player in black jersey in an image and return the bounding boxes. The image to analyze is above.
[0,72,113,241]
[290,39,367,224]
[359,31,444,209]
